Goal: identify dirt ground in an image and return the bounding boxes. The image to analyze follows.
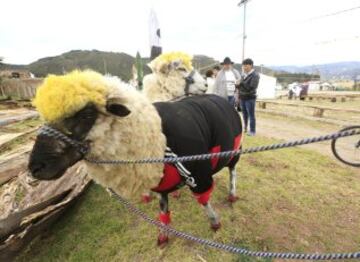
[255,111,360,174]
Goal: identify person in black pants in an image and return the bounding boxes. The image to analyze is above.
[237,58,260,136]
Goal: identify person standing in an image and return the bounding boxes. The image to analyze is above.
[205,69,215,94]
[238,58,260,136]
[212,65,221,78]
[213,57,241,106]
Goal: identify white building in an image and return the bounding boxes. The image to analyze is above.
[257,73,277,99]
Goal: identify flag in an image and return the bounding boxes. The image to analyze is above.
[149,9,162,60]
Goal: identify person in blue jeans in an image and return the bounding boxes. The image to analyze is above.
[237,58,260,136]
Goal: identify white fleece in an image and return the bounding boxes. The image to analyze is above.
[84,76,167,199]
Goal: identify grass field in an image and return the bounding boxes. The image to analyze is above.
[15,135,360,262]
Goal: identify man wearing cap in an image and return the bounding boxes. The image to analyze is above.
[238,58,260,136]
[213,57,241,106]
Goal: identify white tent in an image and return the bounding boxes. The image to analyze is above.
[308,81,321,91]
[257,73,277,99]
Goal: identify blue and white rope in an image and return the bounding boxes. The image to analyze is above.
[37,124,360,259]
[109,188,360,260]
[86,128,360,165]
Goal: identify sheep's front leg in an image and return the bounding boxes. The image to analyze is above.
[158,193,171,246]
[204,202,221,231]
[228,167,239,203]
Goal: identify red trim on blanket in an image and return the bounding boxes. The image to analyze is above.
[151,164,181,193]
[193,182,215,205]
[210,145,221,170]
[159,211,171,225]
[229,134,242,162]
[234,134,242,150]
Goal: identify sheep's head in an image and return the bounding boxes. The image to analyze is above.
[29,70,132,180]
[148,52,207,96]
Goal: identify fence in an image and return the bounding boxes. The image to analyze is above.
[0,78,43,100]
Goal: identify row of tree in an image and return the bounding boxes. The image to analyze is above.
[275,73,321,86]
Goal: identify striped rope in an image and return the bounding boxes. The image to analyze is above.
[38,125,89,155]
[38,124,360,259]
[85,128,360,165]
[109,188,360,260]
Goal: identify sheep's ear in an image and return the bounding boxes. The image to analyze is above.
[106,102,131,117]
[159,63,170,74]
[170,60,182,70]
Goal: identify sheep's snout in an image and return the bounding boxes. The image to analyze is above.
[188,71,208,94]
[28,134,83,180]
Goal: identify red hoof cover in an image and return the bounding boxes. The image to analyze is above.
[211,222,221,232]
[157,234,169,247]
[141,194,152,204]
[159,211,171,225]
[227,195,239,203]
[171,190,181,199]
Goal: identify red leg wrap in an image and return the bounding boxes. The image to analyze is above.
[227,194,239,203]
[141,194,152,203]
[171,190,181,199]
[159,211,171,225]
[193,183,215,205]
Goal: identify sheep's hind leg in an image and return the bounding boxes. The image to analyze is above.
[228,167,239,203]
[170,190,181,199]
[204,202,221,231]
[141,191,153,203]
[158,193,171,247]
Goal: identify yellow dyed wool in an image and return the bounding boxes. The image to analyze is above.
[33,70,108,123]
[150,51,193,72]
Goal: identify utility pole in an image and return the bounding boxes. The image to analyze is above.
[238,0,251,62]
[354,75,358,91]
[103,59,107,74]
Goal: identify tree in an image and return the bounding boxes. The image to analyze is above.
[135,52,144,90]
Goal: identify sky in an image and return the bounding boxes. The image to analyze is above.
[1,0,360,66]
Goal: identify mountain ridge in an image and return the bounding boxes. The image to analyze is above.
[2,49,358,80]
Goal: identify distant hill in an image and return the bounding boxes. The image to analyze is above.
[192,55,219,73]
[270,62,360,80]
[1,50,279,80]
[193,55,276,76]
[0,63,26,71]
[28,50,139,81]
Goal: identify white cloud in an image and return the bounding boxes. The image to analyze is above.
[1,0,360,65]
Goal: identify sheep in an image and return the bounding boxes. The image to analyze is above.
[28,70,243,246]
[143,52,207,102]
[143,52,242,204]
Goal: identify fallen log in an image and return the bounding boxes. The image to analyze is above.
[0,150,91,261]
[0,144,33,186]
[0,112,39,127]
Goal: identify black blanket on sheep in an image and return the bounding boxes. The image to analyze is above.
[152,94,243,196]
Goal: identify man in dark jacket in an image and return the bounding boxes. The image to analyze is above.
[237,58,260,136]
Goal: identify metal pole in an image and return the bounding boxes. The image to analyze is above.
[103,59,107,74]
[242,2,247,62]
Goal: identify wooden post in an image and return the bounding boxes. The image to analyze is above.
[313,108,324,117]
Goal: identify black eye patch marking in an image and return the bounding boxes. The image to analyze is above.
[62,104,98,140]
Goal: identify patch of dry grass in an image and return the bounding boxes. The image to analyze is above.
[16,136,360,261]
